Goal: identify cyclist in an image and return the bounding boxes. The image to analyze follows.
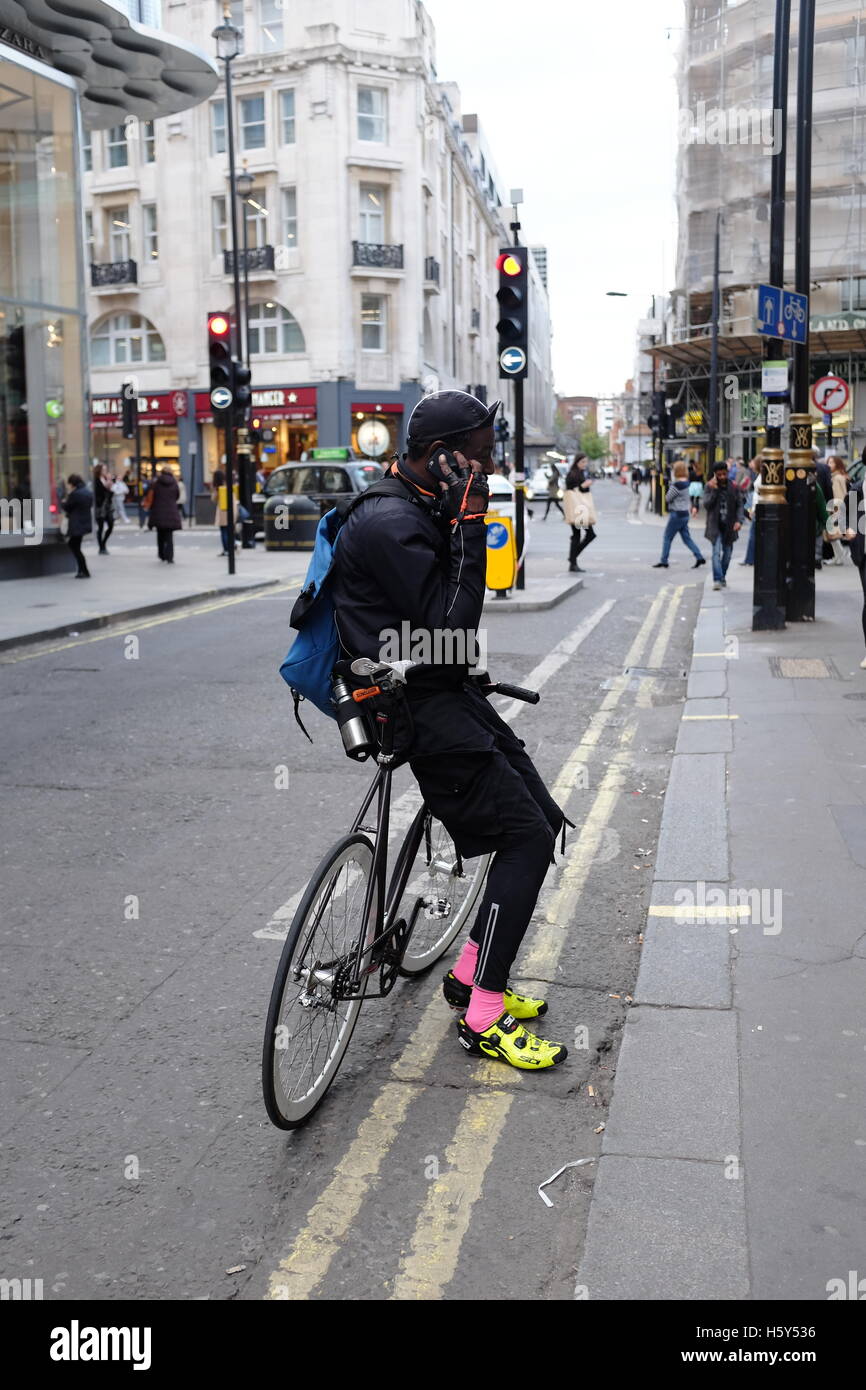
[331,390,570,1070]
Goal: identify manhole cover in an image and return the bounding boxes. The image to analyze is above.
[770,657,836,679]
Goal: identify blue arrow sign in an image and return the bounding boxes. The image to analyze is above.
[499,346,527,375]
[756,284,808,341]
[210,386,232,411]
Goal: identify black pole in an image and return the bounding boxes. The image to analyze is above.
[222,54,243,554]
[707,208,721,475]
[753,0,790,631]
[787,0,816,621]
[240,195,251,368]
[511,210,525,590]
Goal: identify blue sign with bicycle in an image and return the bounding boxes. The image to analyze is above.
[756,284,809,343]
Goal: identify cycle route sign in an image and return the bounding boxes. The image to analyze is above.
[756,284,809,343]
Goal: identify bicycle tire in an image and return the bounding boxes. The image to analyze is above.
[393,807,491,977]
[262,833,377,1129]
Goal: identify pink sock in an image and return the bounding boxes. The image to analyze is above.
[466,985,505,1033]
[452,938,480,986]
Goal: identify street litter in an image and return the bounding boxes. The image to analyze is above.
[225,1265,246,1275]
[538,1159,597,1208]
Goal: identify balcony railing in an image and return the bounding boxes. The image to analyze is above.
[91,259,137,287]
[352,241,404,269]
[424,256,440,284]
[223,245,275,274]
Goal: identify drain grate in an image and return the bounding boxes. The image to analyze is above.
[770,656,837,679]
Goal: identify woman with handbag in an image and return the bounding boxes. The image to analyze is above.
[93,463,115,554]
[564,453,597,572]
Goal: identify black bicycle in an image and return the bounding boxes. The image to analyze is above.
[261,659,539,1128]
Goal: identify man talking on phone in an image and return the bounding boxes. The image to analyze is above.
[331,390,570,1070]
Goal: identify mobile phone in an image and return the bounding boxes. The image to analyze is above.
[426,444,463,486]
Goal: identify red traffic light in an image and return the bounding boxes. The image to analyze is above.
[496,252,522,277]
[208,313,230,337]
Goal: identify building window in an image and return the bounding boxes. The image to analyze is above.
[143,204,158,261]
[211,99,226,155]
[357,87,386,142]
[243,190,268,247]
[359,185,386,243]
[259,0,283,51]
[240,94,266,150]
[247,300,305,355]
[842,276,866,311]
[82,130,92,173]
[279,89,295,144]
[84,210,94,261]
[361,294,386,351]
[107,206,131,261]
[143,120,156,163]
[91,313,165,366]
[281,186,297,245]
[212,195,228,254]
[846,35,866,87]
[106,124,129,168]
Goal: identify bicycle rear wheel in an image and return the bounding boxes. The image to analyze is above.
[394,808,491,976]
[262,833,377,1129]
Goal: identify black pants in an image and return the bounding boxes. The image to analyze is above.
[68,535,89,575]
[156,528,174,562]
[96,514,114,551]
[569,524,596,565]
[859,558,866,647]
[543,497,564,518]
[409,685,565,993]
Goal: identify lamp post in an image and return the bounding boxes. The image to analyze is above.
[212,8,248,549]
[235,164,254,368]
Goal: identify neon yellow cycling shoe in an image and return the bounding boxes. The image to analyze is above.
[442,971,548,1019]
[456,1012,567,1070]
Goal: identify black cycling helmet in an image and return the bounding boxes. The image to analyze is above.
[406,390,500,445]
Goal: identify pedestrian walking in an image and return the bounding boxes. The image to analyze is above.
[564,454,597,572]
[703,462,745,588]
[61,473,93,578]
[211,468,238,555]
[542,461,564,519]
[93,463,115,554]
[147,467,183,562]
[827,455,849,565]
[841,478,866,668]
[112,474,130,524]
[741,457,763,566]
[652,461,706,569]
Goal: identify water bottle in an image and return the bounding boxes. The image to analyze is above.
[331,676,376,760]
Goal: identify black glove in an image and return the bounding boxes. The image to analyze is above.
[427,447,489,525]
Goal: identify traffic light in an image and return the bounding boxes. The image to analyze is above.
[249,415,262,445]
[231,359,252,423]
[648,390,670,439]
[121,379,137,439]
[496,248,529,380]
[208,312,232,415]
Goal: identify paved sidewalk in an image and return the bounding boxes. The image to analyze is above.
[578,559,866,1300]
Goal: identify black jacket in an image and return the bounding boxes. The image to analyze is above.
[331,477,487,698]
[848,484,865,568]
[702,482,745,542]
[148,474,182,530]
[62,485,93,537]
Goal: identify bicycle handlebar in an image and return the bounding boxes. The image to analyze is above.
[479,680,540,705]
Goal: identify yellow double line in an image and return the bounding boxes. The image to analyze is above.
[267,583,688,1301]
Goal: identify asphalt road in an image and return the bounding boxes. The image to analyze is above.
[1,481,705,1301]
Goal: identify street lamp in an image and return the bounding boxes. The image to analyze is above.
[235,164,254,368]
[212,6,250,554]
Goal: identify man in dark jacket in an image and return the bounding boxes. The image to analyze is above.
[331,390,569,1071]
[703,462,745,589]
[61,474,93,578]
[146,468,183,562]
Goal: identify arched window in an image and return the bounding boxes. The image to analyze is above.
[247,300,305,355]
[91,313,165,366]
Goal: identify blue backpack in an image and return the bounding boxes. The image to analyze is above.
[279,477,419,737]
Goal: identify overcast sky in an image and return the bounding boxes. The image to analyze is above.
[428,0,684,399]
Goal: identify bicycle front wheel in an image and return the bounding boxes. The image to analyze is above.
[262,833,378,1129]
[394,809,491,977]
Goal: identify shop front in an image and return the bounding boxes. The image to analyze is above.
[195,385,318,482]
[350,402,404,463]
[90,390,188,505]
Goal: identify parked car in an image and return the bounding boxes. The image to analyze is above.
[254,458,383,539]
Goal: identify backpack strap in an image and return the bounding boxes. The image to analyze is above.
[336,472,431,525]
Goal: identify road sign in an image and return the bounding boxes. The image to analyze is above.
[210,386,232,411]
[499,345,527,375]
[811,374,849,414]
[756,284,809,342]
[762,360,788,395]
